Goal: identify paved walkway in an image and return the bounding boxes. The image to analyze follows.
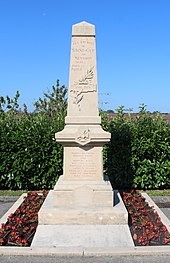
[151,196,170,220]
[0,196,18,218]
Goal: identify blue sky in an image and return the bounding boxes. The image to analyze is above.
[0,0,170,112]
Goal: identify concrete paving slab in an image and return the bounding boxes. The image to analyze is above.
[0,197,19,218]
[0,246,83,256]
[0,196,19,202]
[1,245,170,256]
[31,225,134,248]
[151,196,170,203]
[160,208,170,220]
[84,246,170,256]
[0,201,16,218]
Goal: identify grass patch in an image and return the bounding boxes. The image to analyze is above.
[145,189,170,196]
[0,190,26,196]
[1,189,170,197]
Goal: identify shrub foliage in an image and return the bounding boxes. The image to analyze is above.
[104,105,170,189]
[0,83,170,190]
[0,81,66,190]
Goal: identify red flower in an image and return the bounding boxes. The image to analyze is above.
[0,191,47,247]
[121,190,170,247]
[163,238,170,244]
[21,238,27,246]
[1,224,5,230]
[9,213,14,218]
[0,238,4,245]
[16,237,22,245]
[162,225,168,232]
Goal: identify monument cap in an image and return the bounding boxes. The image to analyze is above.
[72,21,95,36]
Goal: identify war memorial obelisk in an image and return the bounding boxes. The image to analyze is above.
[32,21,133,248]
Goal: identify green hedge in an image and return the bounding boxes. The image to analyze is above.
[0,81,66,190]
[103,105,170,189]
[0,85,170,190]
[0,112,64,190]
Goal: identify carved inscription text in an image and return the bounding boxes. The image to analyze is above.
[65,147,101,180]
[69,37,97,108]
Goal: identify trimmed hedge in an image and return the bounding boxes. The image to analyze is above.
[0,112,64,189]
[0,81,66,190]
[0,86,170,190]
[103,105,170,189]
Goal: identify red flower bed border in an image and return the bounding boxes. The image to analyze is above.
[0,189,170,247]
[121,190,170,246]
[0,191,47,246]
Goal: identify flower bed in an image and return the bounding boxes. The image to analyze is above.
[0,191,47,246]
[121,190,170,246]
[0,189,170,247]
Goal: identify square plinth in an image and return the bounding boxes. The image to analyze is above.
[38,187,128,225]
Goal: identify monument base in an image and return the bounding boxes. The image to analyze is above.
[33,185,131,246]
[38,178,128,225]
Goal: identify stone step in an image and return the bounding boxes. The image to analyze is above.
[31,225,134,248]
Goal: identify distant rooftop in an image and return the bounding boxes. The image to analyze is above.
[106,112,170,124]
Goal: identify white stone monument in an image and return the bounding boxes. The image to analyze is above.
[32,21,133,248]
